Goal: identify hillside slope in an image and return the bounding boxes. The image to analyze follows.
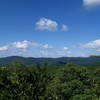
[0,56,100,66]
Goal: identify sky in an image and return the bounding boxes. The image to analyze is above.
[0,0,100,57]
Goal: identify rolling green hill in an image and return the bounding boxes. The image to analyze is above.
[0,56,100,66]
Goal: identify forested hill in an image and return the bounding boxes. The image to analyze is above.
[0,56,100,66]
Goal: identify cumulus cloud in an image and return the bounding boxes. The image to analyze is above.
[0,40,72,57]
[0,40,52,52]
[63,47,69,50]
[83,0,100,8]
[56,50,72,57]
[11,40,29,49]
[36,18,58,32]
[35,18,69,32]
[0,46,8,51]
[81,39,100,51]
[61,25,69,31]
[42,44,53,49]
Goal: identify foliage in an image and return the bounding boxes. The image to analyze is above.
[0,63,100,100]
[1,56,100,67]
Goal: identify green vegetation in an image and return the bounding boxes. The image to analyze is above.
[0,62,100,100]
[1,56,100,67]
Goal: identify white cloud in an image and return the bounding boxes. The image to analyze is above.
[0,46,8,51]
[36,18,58,32]
[0,40,72,57]
[42,44,53,49]
[35,18,69,32]
[63,47,69,50]
[11,40,41,50]
[61,25,69,31]
[56,50,72,57]
[83,0,100,8]
[0,40,42,52]
[82,39,100,51]
[11,40,29,49]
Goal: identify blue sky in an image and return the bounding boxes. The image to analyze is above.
[0,0,100,57]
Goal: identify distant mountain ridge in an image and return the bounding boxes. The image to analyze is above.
[0,56,100,66]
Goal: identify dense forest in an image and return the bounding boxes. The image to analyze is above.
[0,61,100,100]
[1,56,100,66]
